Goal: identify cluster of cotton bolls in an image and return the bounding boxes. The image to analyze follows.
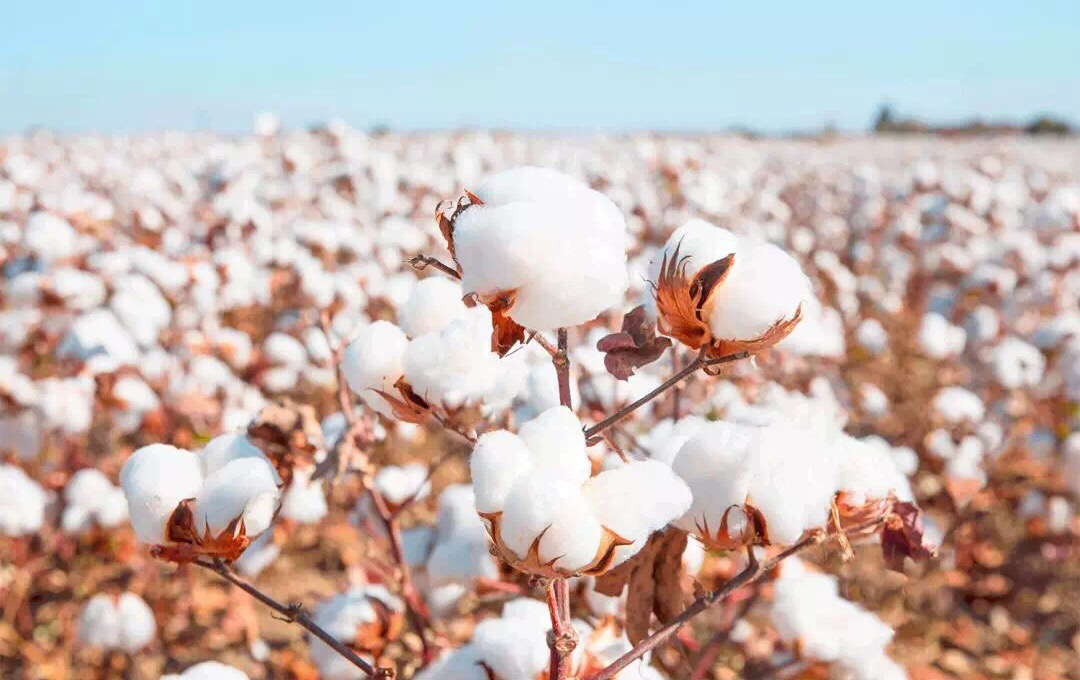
[2,125,1077,679]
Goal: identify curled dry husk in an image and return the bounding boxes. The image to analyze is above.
[152,499,263,563]
[653,244,803,358]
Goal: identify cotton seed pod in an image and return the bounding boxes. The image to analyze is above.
[650,219,811,358]
[470,406,691,578]
[120,438,282,562]
[437,166,629,336]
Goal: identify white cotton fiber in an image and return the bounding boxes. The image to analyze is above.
[470,613,550,680]
[398,277,469,337]
[161,661,250,680]
[499,474,581,558]
[932,386,985,423]
[193,457,280,537]
[403,305,500,408]
[537,490,604,572]
[62,468,128,532]
[671,421,757,537]
[121,444,204,544]
[989,337,1045,389]
[281,466,328,524]
[470,430,533,514]
[453,167,628,330]
[0,464,48,536]
[373,463,431,506]
[342,320,409,417]
[78,592,156,653]
[517,405,591,484]
[584,459,692,549]
[200,433,280,483]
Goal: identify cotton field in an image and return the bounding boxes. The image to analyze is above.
[1,125,1077,680]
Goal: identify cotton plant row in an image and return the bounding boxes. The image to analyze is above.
[2,129,1077,679]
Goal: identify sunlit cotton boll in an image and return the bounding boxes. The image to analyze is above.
[989,337,1045,389]
[470,406,691,575]
[120,445,205,545]
[161,661,251,680]
[308,586,404,679]
[78,592,156,653]
[932,386,986,424]
[453,166,629,330]
[342,320,408,419]
[193,457,279,538]
[0,464,48,536]
[398,276,469,337]
[62,468,128,532]
[403,305,501,408]
[373,463,431,507]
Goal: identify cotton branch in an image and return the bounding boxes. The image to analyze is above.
[407,254,460,280]
[191,558,384,678]
[586,519,886,680]
[584,350,749,439]
[545,327,578,680]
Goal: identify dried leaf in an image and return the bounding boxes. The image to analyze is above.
[881,501,936,571]
[651,529,689,623]
[597,305,673,380]
[246,399,325,485]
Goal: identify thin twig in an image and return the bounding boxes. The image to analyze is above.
[530,331,559,357]
[586,518,886,680]
[407,254,460,280]
[191,559,382,677]
[584,351,748,439]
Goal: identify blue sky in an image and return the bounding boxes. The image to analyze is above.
[3,1,1078,134]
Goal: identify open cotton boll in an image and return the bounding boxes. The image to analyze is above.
[855,318,889,355]
[23,211,78,261]
[917,312,966,359]
[263,332,308,366]
[280,466,328,524]
[499,473,583,559]
[193,458,280,538]
[932,386,985,424]
[57,309,140,365]
[470,430,533,514]
[373,463,431,506]
[0,464,48,536]
[413,647,488,680]
[583,459,692,566]
[161,661,250,680]
[470,613,551,680]
[771,559,900,680]
[308,586,403,679]
[121,444,204,545]
[671,421,758,538]
[453,167,629,330]
[516,405,591,483]
[638,416,707,467]
[705,237,814,342]
[835,435,914,504]
[518,361,580,419]
[537,491,605,572]
[342,320,409,418]
[989,337,1045,389]
[62,468,128,532]
[234,532,281,578]
[398,276,469,337]
[403,305,500,408]
[78,593,156,653]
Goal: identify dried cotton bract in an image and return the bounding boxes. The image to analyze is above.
[120,435,281,562]
[650,219,812,358]
[470,406,691,577]
[440,166,629,333]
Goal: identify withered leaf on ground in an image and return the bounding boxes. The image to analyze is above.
[597,305,673,380]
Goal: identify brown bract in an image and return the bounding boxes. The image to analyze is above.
[653,244,803,359]
[372,377,431,425]
[152,498,255,563]
[478,511,632,579]
[247,399,325,486]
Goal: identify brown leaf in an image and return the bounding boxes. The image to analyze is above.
[651,529,689,623]
[881,501,936,571]
[625,549,658,646]
[246,399,325,485]
[597,305,673,380]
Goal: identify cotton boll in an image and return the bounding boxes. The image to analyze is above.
[855,319,889,355]
[705,237,813,341]
[308,587,402,679]
[671,422,757,536]
[638,416,707,467]
[403,305,500,408]
[647,219,740,298]
[537,490,604,572]
[471,616,550,680]
[341,321,408,418]
[932,386,985,424]
[193,458,280,538]
[57,309,140,366]
[519,361,580,418]
[62,468,128,532]
[23,212,77,261]
[78,593,156,653]
[859,383,890,417]
[280,467,328,524]
[584,460,692,562]
[989,337,1045,389]
[0,464,48,536]
[454,167,629,330]
[373,463,431,506]
[263,332,308,366]
[917,312,966,359]
[121,444,204,545]
[516,405,590,483]
[413,647,488,680]
[161,661,250,680]
[234,531,281,577]
[835,435,913,503]
[398,277,469,337]
[499,474,581,559]
[470,430,533,514]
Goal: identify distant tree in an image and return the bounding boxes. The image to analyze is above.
[872,104,896,133]
[1025,115,1072,135]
